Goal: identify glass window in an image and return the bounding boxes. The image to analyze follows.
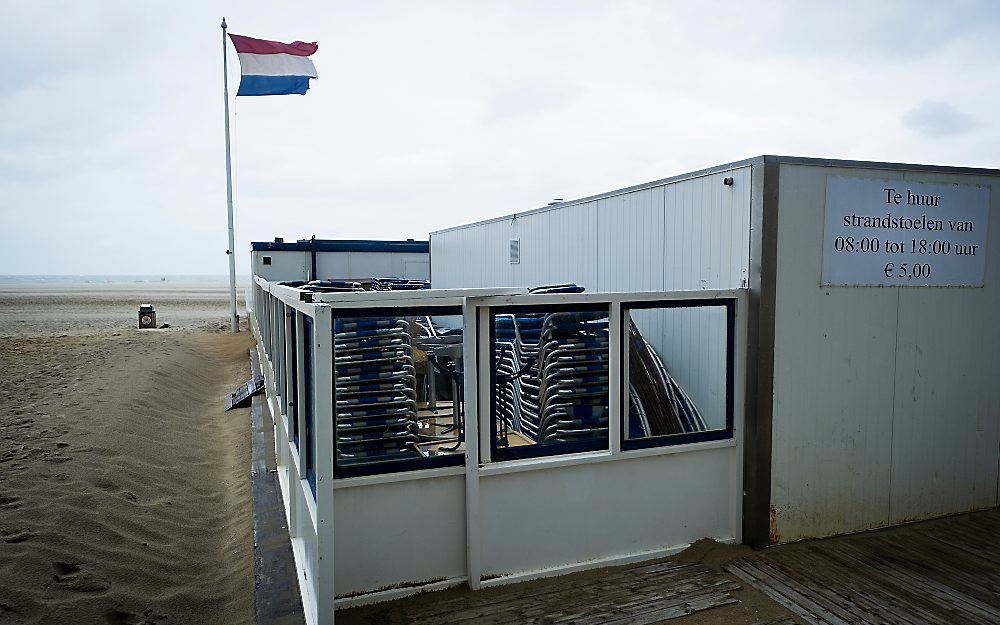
[332,306,465,478]
[622,300,734,449]
[303,316,316,495]
[490,304,610,461]
[288,312,299,449]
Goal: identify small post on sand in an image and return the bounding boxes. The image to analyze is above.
[222,17,239,333]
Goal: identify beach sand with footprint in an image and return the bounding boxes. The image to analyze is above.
[0,284,254,625]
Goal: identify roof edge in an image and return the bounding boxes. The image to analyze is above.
[430,156,762,236]
[430,154,1000,237]
[251,239,429,253]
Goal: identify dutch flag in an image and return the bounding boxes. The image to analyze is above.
[229,33,318,96]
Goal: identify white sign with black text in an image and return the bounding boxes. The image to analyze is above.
[822,176,990,286]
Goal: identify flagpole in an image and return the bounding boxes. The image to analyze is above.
[222,17,239,333]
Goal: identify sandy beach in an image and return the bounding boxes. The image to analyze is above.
[0,281,255,625]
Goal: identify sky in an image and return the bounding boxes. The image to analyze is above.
[1,1,998,275]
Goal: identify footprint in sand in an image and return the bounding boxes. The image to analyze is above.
[104,608,168,625]
[2,527,34,543]
[52,562,110,593]
[52,562,81,582]
[0,447,26,463]
[0,495,21,509]
[105,610,136,625]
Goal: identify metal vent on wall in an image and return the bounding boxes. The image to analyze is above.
[509,239,520,264]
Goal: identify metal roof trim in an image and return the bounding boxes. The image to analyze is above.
[430,155,1000,236]
[250,239,429,253]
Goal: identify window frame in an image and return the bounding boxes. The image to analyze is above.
[619,298,736,452]
[288,310,299,449]
[331,305,467,479]
[302,315,316,496]
[488,302,613,462]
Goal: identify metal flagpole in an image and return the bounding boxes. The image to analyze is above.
[222,17,239,333]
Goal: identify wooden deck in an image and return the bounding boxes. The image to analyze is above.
[728,508,1000,625]
[337,557,797,625]
[338,508,1000,625]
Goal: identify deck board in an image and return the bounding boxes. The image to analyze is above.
[339,558,783,625]
[727,508,1000,625]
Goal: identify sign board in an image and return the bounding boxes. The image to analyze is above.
[822,176,990,286]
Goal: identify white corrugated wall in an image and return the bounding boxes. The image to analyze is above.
[430,166,752,291]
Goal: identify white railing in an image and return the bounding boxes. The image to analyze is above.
[250,277,748,625]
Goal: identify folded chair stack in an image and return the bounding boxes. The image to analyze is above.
[334,318,420,466]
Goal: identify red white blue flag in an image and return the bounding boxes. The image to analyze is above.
[229,33,318,96]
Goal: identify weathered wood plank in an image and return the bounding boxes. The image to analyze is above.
[745,560,869,625]
[833,540,1000,625]
[407,563,727,625]
[776,548,948,625]
[726,561,829,625]
[601,591,740,625]
[411,565,738,625]
[758,551,895,625]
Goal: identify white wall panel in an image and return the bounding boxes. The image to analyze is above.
[317,251,430,281]
[662,169,751,291]
[770,164,1000,542]
[430,167,751,294]
[333,476,466,596]
[888,170,1000,524]
[252,250,309,281]
[597,188,665,292]
[251,250,429,282]
[479,448,739,578]
[770,165,902,542]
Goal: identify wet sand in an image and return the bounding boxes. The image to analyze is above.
[0,283,255,625]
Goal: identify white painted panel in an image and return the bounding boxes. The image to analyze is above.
[545,202,599,289]
[429,232,463,288]
[770,164,1000,542]
[252,250,430,282]
[770,165,901,542]
[497,203,601,289]
[597,188,665,292]
[333,476,466,596]
[662,169,751,291]
[430,166,751,294]
[479,448,739,578]
[402,259,429,280]
[316,252,430,281]
[252,250,309,281]
[888,170,1000,524]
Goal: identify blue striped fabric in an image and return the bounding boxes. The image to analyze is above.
[237,74,312,96]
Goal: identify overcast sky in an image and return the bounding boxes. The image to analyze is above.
[2,1,998,275]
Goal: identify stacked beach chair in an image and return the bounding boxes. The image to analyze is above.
[495,311,611,444]
[626,321,706,436]
[495,314,545,440]
[333,317,420,466]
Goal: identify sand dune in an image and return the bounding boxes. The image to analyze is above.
[0,287,255,625]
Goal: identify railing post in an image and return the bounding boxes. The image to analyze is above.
[463,298,482,590]
[312,304,336,625]
[608,300,623,454]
